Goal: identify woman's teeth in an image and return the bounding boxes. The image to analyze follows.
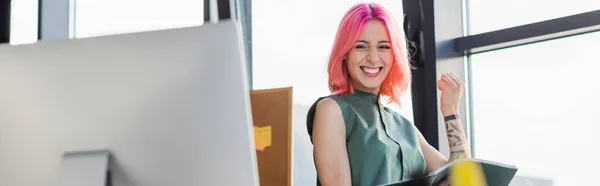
[362,67,381,74]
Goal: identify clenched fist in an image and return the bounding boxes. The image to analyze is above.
[437,73,464,116]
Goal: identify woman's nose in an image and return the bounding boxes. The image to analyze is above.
[367,49,380,63]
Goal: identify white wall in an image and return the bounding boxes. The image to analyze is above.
[251,1,409,185]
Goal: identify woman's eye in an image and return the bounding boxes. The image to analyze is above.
[355,45,367,49]
[378,45,391,49]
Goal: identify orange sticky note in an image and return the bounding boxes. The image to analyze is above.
[254,125,272,151]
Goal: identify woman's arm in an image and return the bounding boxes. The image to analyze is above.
[439,72,471,161]
[416,118,471,172]
[312,98,352,186]
[417,72,471,172]
[416,128,448,172]
[443,113,470,161]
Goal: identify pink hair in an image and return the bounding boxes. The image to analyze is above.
[327,3,411,104]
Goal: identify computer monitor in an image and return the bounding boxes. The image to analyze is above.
[0,21,259,186]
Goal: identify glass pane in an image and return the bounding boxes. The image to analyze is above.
[252,1,411,186]
[470,31,600,185]
[9,0,38,45]
[468,0,600,35]
[74,0,203,38]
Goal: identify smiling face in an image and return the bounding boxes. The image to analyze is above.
[345,20,393,94]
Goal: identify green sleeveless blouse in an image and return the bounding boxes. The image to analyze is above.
[306,90,427,186]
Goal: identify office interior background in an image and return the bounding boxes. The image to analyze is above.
[2,0,600,185]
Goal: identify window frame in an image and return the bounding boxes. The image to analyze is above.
[402,0,600,157]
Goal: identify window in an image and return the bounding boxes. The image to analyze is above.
[9,0,38,45]
[74,0,204,38]
[470,31,600,186]
[9,0,206,43]
[468,0,600,34]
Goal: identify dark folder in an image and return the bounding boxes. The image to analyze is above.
[381,159,518,186]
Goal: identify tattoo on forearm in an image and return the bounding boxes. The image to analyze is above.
[445,120,469,161]
[445,120,464,148]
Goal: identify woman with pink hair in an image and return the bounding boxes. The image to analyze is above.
[306,2,469,186]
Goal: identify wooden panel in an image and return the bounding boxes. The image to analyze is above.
[250,87,292,186]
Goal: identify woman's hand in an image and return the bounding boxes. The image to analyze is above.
[437,73,464,116]
[439,178,450,186]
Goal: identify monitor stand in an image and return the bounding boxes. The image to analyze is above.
[57,150,111,186]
